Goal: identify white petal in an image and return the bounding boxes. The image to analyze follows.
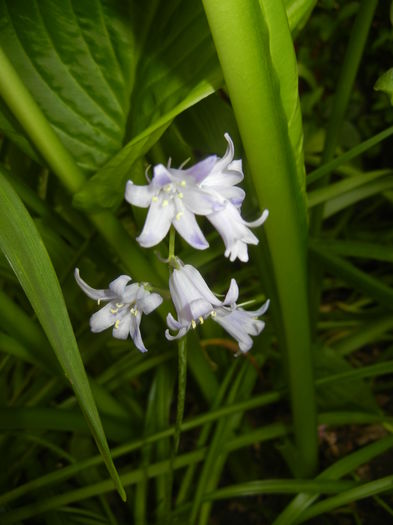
[181,265,222,306]
[181,185,225,215]
[109,275,132,297]
[243,209,269,228]
[136,197,174,247]
[173,202,209,250]
[125,181,154,208]
[223,278,239,305]
[74,268,114,301]
[188,298,214,320]
[112,313,131,340]
[138,291,163,314]
[90,303,116,333]
[165,326,188,341]
[166,312,182,331]
[245,299,270,317]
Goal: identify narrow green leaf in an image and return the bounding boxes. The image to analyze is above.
[0,169,125,500]
[309,241,393,310]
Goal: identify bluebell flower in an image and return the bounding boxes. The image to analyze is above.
[75,269,163,352]
[165,261,269,353]
[125,134,267,261]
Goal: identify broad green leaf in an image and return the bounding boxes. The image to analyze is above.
[374,67,393,104]
[0,0,135,172]
[0,167,125,500]
[285,0,317,32]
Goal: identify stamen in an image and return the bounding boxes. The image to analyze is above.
[191,319,197,329]
[116,303,124,308]
[199,316,204,324]
[180,180,186,187]
[162,200,169,207]
[110,308,118,314]
[211,311,217,318]
[164,184,172,193]
[114,320,120,329]
[97,299,101,305]
[152,196,158,202]
[176,212,183,220]
[177,192,183,199]
[130,307,135,314]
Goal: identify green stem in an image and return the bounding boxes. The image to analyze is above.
[174,337,187,454]
[202,0,317,476]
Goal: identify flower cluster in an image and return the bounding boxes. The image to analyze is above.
[75,134,269,353]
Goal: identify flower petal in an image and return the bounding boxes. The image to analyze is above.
[181,185,225,215]
[181,265,222,306]
[74,268,114,301]
[136,196,174,248]
[243,209,269,228]
[166,312,182,331]
[173,201,209,250]
[109,275,132,297]
[153,164,172,186]
[223,278,239,305]
[138,291,163,314]
[125,181,154,208]
[90,303,116,333]
[165,326,188,341]
[112,313,131,340]
[185,155,217,183]
[129,312,148,352]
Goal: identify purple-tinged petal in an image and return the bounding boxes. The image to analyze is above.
[90,303,117,333]
[109,275,132,297]
[244,299,270,317]
[185,155,217,183]
[129,312,147,352]
[173,202,209,250]
[181,185,225,215]
[223,278,239,305]
[188,298,214,321]
[74,268,115,301]
[122,282,140,303]
[136,197,174,248]
[153,164,173,186]
[125,181,154,208]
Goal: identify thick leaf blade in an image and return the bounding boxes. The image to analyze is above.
[0,167,125,500]
[0,0,135,172]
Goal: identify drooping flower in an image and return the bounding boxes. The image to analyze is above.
[125,134,267,261]
[75,269,163,352]
[165,261,269,353]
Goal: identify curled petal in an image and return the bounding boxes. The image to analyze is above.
[129,312,147,352]
[166,312,182,331]
[125,181,154,208]
[74,269,114,301]
[243,209,269,228]
[136,196,174,248]
[165,326,188,341]
[152,164,172,186]
[109,275,132,297]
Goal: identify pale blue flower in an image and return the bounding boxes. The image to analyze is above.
[75,269,163,352]
[165,261,269,353]
[125,134,266,261]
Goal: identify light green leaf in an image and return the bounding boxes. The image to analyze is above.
[0,167,125,500]
[0,0,135,172]
[374,67,393,104]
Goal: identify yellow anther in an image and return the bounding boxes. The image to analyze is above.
[191,320,197,329]
[177,192,183,199]
[116,303,124,308]
[162,200,169,207]
[97,299,101,305]
[110,308,118,314]
[164,184,172,193]
[180,180,186,187]
[176,212,183,220]
[152,196,158,202]
[130,307,135,314]
[114,320,120,329]
[199,316,204,324]
[134,308,138,316]
[211,311,217,318]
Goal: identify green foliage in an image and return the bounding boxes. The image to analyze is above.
[0,0,393,523]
